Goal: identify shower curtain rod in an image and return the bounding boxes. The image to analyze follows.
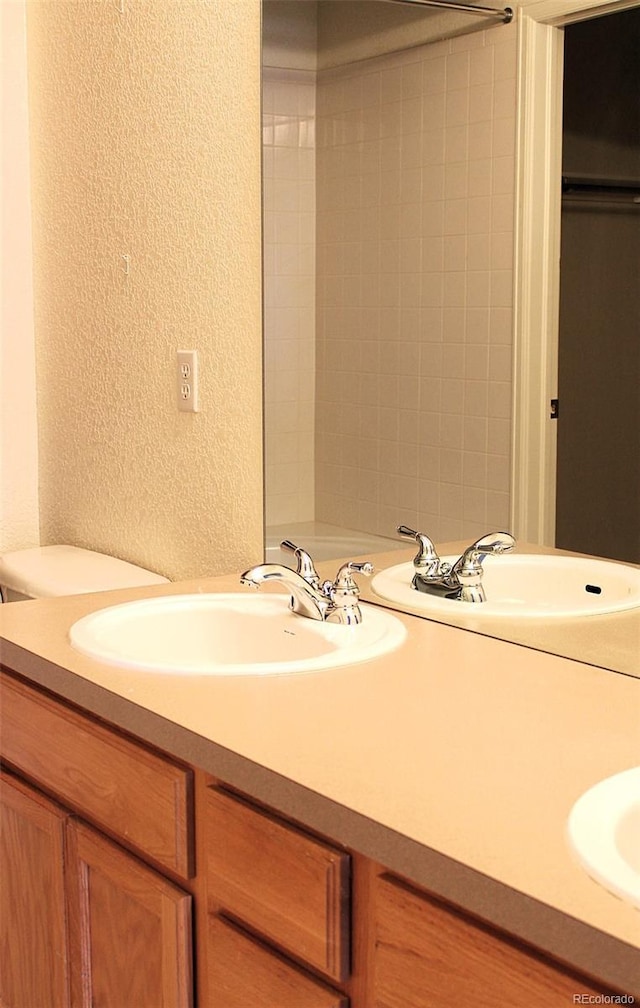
[382,0,514,23]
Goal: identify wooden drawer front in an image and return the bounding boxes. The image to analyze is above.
[0,674,193,878]
[208,916,348,1008]
[373,874,610,1008]
[206,787,350,982]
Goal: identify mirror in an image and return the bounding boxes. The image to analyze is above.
[262,0,639,678]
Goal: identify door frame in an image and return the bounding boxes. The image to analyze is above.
[510,0,639,544]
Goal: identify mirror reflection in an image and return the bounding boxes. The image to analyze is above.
[263,0,518,561]
[262,0,639,677]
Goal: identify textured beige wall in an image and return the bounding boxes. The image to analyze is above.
[1,0,39,553]
[27,0,263,581]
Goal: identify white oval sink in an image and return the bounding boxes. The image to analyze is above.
[371,554,640,619]
[567,766,640,908]
[69,593,406,676]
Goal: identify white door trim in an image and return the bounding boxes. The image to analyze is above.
[510,0,639,545]
[510,12,563,545]
[518,0,640,24]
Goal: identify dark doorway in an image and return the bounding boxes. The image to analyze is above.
[555,8,640,563]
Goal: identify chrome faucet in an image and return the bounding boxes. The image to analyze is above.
[240,541,374,624]
[397,525,515,603]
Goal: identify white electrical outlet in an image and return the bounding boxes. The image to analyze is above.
[176,350,199,413]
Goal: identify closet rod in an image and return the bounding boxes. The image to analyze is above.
[382,0,513,22]
[562,195,640,209]
[562,174,640,193]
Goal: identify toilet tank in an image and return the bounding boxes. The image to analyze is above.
[0,546,169,601]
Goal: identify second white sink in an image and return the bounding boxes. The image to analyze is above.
[567,767,640,909]
[69,592,407,676]
[371,554,640,619]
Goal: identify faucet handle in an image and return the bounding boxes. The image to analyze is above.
[477,531,516,554]
[332,560,374,592]
[326,561,374,625]
[397,525,441,575]
[280,540,322,589]
[449,531,515,603]
[454,531,516,575]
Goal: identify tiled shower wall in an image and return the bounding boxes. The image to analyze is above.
[263,21,518,541]
[263,67,317,526]
[315,25,518,542]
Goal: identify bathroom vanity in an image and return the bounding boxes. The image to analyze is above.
[0,569,638,1006]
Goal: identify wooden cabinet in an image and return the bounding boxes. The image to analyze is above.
[371,873,611,1008]
[0,670,631,1008]
[1,672,193,878]
[207,916,348,1008]
[0,771,70,1008]
[66,819,192,1008]
[0,672,194,1008]
[0,768,193,1008]
[206,786,350,983]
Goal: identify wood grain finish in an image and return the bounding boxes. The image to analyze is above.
[66,819,193,1008]
[1,672,629,1006]
[206,787,351,982]
[208,915,348,1008]
[372,873,613,1007]
[0,771,70,1008]
[0,672,193,877]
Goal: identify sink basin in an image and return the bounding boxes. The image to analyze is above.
[567,766,640,908]
[371,554,640,619]
[69,592,406,676]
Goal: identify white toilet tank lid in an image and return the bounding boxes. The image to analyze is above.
[0,545,169,598]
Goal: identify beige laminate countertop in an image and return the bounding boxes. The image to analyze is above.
[1,570,639,995]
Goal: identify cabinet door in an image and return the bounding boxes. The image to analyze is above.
[208,915,348,1008]
[0,771,70,1008]
[372,874,609,1008]
[66,819,193,1008]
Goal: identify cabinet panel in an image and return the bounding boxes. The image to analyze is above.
[0,772,70,1008]
[206,787,350,982]
[208,915,348,1008]
[66,819,193,1008]
[373,874,610,1008]
[0,672,193,877]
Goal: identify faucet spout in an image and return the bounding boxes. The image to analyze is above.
[240,563,299,588]
[241,551,374,624]
[240,564,329,621]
